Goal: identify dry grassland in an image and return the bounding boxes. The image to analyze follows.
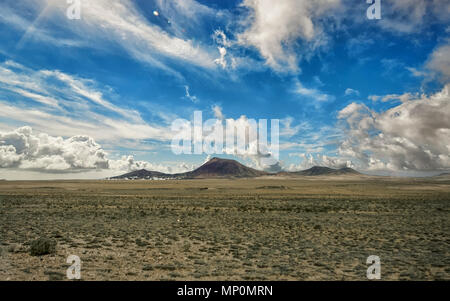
[0,176,449,280]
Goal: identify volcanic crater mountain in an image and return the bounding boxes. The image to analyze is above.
[111,157,360,180]
[184,157,268,178]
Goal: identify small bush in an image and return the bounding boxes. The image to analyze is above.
[30,238,56,256]
[135,238,148,247]
[182,242,191,252]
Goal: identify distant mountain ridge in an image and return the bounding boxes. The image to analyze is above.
[111,157,268,179]
[433,172,450,178]
[110,157,360,180]
[293,166,360,176]
[111,169,171,180]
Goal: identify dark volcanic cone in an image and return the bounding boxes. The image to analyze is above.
[287,166,361,176]
[184,157,268,178]
[110,169,171,180]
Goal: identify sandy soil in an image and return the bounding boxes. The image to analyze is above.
[0,177,449,280]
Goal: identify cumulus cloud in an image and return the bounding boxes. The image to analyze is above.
[109,155,193,174]
[0,126,108,172]
[244,154,283,173]
[0,126,192,174]
[286,153,354,171]
[195,109,280,169]
[238,0,341,72]
[338,85,450,171]
[426,43,450,83]
[0,145,22,168]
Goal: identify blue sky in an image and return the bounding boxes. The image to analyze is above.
[0,0,449,179]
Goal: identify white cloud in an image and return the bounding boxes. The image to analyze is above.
[73,0,216,69]
[0,145,22,168]
[2,0,217,73]
[295,81,335,102]
[212,30,241,70]
[426,43,450,83]
[286,153,354,171]
[156,0,224,29]
[368,93,416,103]
[0,126,108,172]
[406,67,427,78]
[0,60,174,142]
[9,88,60,108]
[378,0,450,34]
[214,47,228,69]
[280,117,303,137]
[184,85,198,103]
[238,0,341,72]
[212,29,232,48]
[345,88,360,97]
[378,0,427,33]
[0,126,193,175]
[212,105,224,120]
[338,84,450,171]
[109,155,193,174]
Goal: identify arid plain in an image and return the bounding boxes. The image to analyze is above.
[0,175,449,281]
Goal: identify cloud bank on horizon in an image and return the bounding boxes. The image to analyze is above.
[0,0,449,179]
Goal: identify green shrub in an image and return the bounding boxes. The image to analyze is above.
[30,238,56,256]
[135,238,148,247]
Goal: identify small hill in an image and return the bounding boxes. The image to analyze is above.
[110,160,361,180]
[295,166,335,176]
[334,167,361,175]
[183,157,268,178]
[432,172,450,179]
[110,169,172,180]
[286,166,361,176]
